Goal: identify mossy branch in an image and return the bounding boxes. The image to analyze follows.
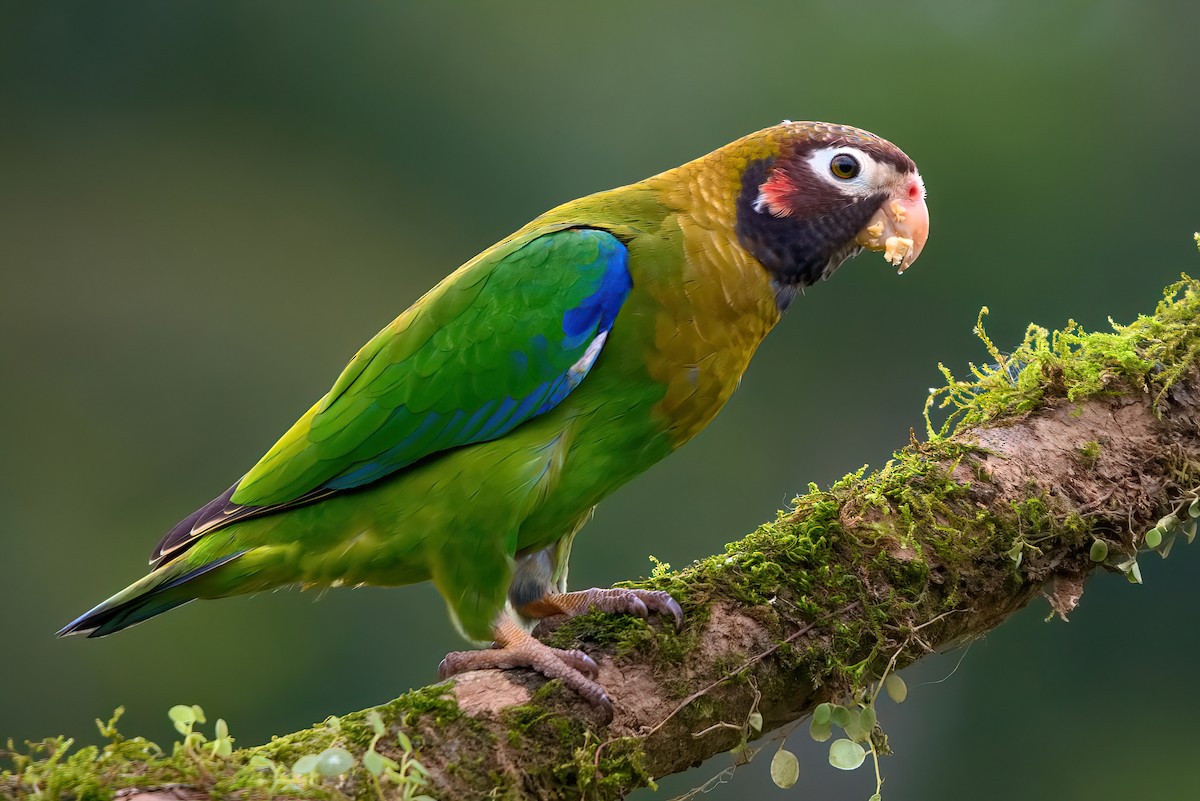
[8,276,1200,801]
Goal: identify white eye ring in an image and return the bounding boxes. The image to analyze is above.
[805,146,885,197]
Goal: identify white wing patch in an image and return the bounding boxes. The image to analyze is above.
[568,331,608,386]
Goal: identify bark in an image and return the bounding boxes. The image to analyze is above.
[6,281,1200,801]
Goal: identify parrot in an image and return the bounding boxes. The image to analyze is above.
[59,121,929,717]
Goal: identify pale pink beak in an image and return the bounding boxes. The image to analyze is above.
[855,174,929,273]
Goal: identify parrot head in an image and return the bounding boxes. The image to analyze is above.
[733,121,929,308]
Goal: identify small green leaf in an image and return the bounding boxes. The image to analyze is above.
[843,710,868,743]
[1127,561,1143,584]
[315,747,355,777]
[1188,499,1200,518]
[212,738,232,758]
[1006,542,1023,562]
[168,705,195,725]
[830,705,852,729]
[363,749,386,776]
[1145,528,1163,549]
[1157,515,1178,532]
[397,730,413,753]
[884,674,907,704]
[1159,530,1177,559]
[829,738,867,770]
[366,710,385,737]
[813,703,832,725]
[248,755,274,770]
[1184,520,1197,543]
[374,753,403,777]
[770,747,800,789]
[190,705,206,725]
[809,718,832,742]
[292,755,319,775]
[214,719,228,740]
[869,794,883,801]
[1089,539,1108,562]
[747,712,763,733]
[859,706,876,731]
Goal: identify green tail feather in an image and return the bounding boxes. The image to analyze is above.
[57,551,245,638]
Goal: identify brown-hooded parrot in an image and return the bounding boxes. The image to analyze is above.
[60,121,929,717]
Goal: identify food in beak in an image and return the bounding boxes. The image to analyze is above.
[856,181,930,273]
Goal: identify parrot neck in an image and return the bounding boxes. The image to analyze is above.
[733,157,878,310]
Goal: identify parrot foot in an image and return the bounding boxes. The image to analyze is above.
[524,587,684,634]
[438,617,613,721]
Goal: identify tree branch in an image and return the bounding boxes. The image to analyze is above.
[7,278,1200,801]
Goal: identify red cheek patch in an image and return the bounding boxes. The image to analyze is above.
[758,170,800,218]
[760,163,832,219]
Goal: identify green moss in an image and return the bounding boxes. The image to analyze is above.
[1078,440,1102,468]
[572,736,654,798]
[541,609,657,654]
[501,684,585,750]
[375,682,463,729]
[2,688,469,801]
[1,709,216,801]
[926,277,1200,437]
[495,688,658,797]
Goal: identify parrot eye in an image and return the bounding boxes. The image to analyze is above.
[829,153,860,180]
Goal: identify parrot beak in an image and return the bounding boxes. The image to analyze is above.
[855,175,929,273]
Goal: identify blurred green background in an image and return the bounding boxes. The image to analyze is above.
[3,2,1199,799]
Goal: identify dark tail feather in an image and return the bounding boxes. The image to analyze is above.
[57,552,245,638]
[151,481,240,564]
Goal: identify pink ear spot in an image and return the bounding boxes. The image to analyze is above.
[757,169,798,217]
[907,181,922,201]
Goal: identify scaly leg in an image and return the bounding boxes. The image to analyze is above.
[439,615,614,719]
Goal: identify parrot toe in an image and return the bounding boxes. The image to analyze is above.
[628,589,685,629]
[525,587,685,635]
[438,616,613,720]
[550,647,602,679]
[437,643,600,681]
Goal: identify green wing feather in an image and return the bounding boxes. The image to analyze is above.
[152,226,631,561]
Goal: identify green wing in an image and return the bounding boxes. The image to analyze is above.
[152,226,631,561]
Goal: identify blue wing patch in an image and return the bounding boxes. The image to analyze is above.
[319,228,631,491]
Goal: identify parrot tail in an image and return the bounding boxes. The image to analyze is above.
[56,551,246,638]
